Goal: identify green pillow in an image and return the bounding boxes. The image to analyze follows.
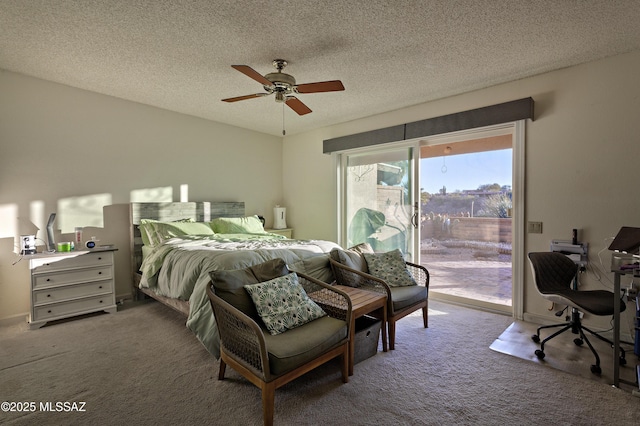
[363,249,417,287]
[289,254,334,283]
[140,219,214,246]
[350,242,375,254]
[210,215,266,234]
[329,242,374,273]
[244,272,326,335]
[139,218,195,246]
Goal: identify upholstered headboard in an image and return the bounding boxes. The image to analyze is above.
[128,202,245,280]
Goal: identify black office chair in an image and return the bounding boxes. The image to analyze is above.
[528,251,626,375]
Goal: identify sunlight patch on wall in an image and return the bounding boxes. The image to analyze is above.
[180,184,189,202]
[0,203,18,239]
[57,194,112,233]
[130,186,173,202]
[25,200,47,249]
[29,200,45,235]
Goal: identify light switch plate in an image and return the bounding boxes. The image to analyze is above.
[528,221,543,234]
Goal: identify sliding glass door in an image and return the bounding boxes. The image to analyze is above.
[417,123,523,314]
[337,122,525,318]
[419,137,513,311]
[340,147,417,259]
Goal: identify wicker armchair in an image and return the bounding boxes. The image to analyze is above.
[329,257,429,350]
[207,271,352,426]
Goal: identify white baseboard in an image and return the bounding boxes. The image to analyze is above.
[0,313,28,327]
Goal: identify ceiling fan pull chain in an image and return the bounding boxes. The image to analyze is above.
[282,103,286,136]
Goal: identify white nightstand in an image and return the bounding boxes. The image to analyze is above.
[265,228,293,238]
[27,247,118,329]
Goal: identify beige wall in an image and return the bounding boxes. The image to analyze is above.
[283,50,640,330]
[0,70,283,320]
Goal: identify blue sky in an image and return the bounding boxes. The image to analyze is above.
[420,149,512,194]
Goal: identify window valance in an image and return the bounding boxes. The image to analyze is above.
[323,97,534,154]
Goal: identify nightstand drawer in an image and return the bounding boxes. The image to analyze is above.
[32,295,114,321]
[33,280,113,305]
[31,252,113,273]
[33,266,113,289]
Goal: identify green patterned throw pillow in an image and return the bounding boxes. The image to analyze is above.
[363,249,417,287]
[244,273,326,335]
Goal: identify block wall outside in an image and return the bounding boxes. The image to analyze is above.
[422,217,512,243]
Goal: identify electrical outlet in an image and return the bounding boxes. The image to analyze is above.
[527,221,543,234]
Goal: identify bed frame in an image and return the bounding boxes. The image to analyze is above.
[128,201,245,315]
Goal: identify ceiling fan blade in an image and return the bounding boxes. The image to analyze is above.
[221,93,268,102]
[231,65,272,86]
[285,96,312,115]
[295,80,345,94]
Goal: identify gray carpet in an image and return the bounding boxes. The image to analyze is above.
[1,300,639,426]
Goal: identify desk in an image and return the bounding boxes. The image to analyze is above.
[612,267,639,388]
[335,285,387,376]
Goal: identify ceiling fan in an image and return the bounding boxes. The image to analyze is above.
[221,59,345,116]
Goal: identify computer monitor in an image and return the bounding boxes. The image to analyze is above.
[608,226,640,254]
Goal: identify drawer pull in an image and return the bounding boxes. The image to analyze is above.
[98,257,102,260]
[47,294,51,298]
[47,310,52,314]
[99,300,103,304]
[98,272,102,275]
[46,278,51,282]
[98,285,103,289]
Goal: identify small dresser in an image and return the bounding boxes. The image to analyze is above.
[28,247,117,329]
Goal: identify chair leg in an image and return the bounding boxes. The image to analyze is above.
[582,325,626,363]
[581,325,614,345]
[578,328,601,374]
[388,321,396,350]
[532,314,614,376]
[539,323,573,352]
[535,321,571,338]
[341,347,349,383]
[218,359,227,380]
[422,305,428,328]
[262,382,276,426]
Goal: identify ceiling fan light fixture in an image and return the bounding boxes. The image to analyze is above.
[223,59,344,116]
[264,71,296,87]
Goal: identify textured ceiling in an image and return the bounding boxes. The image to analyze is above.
[2,1,640,137]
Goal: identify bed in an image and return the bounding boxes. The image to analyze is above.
[128,202,340,357]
